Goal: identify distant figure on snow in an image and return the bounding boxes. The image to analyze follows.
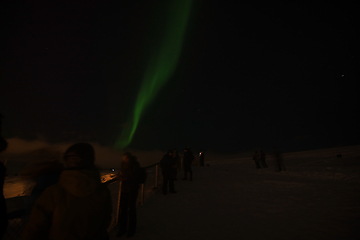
[183,147,194,181]
[23,143,112,240]
[253,151,261,169]
[260,150,268,168]
[173,149,180,180]
[160,150,177,195]
[116,152,141,238]
[199,150,205,167]
[273,148,286,171]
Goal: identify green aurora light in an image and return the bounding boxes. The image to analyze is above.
[115,0,192,149]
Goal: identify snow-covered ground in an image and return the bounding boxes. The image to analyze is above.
[109,145,360,240]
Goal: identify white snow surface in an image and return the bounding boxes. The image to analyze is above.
[109,145,360,240]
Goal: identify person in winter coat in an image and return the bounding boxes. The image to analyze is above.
[172,149,180,180]
[160,150,177,194]
[116,152,141,238]
[23,143,112,240]
[253,151,261,169]
[260,150,268,168]
[183,147,194,181]
[273,148,286,171]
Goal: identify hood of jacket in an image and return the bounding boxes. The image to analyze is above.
[58,168,102,197]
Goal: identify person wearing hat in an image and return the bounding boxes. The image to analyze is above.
[23,143,112,240]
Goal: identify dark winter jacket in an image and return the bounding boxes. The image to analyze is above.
[23,167,112,240]
[118,158,140,193]
[183,150,194,167]
[160,154,177,178]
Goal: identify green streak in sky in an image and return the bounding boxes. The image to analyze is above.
[115,0,192,149]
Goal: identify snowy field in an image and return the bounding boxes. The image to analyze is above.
[109,145,360,240]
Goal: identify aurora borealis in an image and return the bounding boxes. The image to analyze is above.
[0,1,358,153]
[114,0,192,149]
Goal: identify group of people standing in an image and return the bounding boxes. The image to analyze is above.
[252,150,268,169]
[160,147,195,195]
[1,138,142,239]
[1,112,203,240]
[252,149,286,171]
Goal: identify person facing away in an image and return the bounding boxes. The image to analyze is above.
[172,149,180,180]
[253,151,261,169]
[0,113,9,239]
[183,147,194,181]
[116,152,141,238]
[160,150,177,195]
[273,147,286,171]
[260,150,268,168]
[23,143,112,240]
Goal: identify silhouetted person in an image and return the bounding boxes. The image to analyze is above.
[260,150,268,168]
[183,147,194,181]
[23,143,112,240]
[160,150,177,195]
[117,152,141,238]
[273,148,286,171]
[253,151,261,169]
[0,113,8,239]
[173,149,180,180]
[199,150,205,166]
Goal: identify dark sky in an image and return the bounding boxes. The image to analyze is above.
[1,1,359,153]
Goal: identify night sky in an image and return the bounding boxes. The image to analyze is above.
[1,1,359,153]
